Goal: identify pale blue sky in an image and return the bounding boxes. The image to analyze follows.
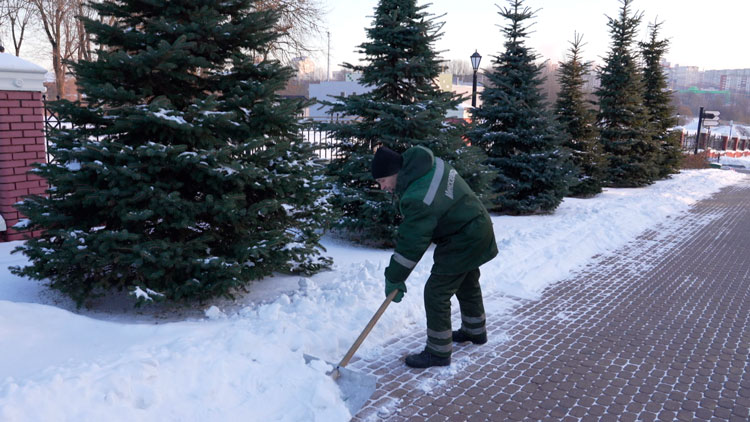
[318,0,750,72]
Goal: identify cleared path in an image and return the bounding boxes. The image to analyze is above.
[351,181,750,422]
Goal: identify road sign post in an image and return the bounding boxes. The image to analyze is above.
[694,109,720,154]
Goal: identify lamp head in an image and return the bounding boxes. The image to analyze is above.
[470,50,482,71]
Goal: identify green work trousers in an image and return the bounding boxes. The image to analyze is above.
[424,268,486,357]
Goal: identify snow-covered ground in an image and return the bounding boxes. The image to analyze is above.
[679,118,750,139]
[718,154,750,169]
[1,168,748,422]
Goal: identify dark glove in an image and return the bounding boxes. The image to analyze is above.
[385,279,406,303]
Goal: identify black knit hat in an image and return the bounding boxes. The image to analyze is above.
[371,146,403,179]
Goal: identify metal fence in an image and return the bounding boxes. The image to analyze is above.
[680,130,750,153]
[300,122,339,161]
[300,116,359,161]
[45,100,750,163]
[42,95,64,163]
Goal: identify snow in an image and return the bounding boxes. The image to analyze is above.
[718,154,750,169]
[0,53,47,74]
[152,109,189,125]
[132,287,165,302]
[0,169,747,421]
[678,118,750,138]
[216,166,236,175]
[11,219,29,230]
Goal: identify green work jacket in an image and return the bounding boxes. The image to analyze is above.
[384,146,498,284]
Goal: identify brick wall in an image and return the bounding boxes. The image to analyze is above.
[0,90,47,241]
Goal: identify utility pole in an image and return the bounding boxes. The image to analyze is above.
[327,31,331,82]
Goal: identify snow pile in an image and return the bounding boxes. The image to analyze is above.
[718,154,750,169]
[0,302,348,422]
[0,169,746,422]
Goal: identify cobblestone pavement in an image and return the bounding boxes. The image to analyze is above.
[350,182,750,421]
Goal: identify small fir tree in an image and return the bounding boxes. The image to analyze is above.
[640,20,682,178]
[554,33,606,197]
[12,0,332,306]
[596,0,659,187]
[323,0,492,246]
[467,0,575,214]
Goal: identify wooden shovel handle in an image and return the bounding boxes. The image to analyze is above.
[337,289,399,369]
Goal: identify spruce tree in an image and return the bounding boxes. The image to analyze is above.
[640,20,682,178]
[12,0,332,306]
[467,0,575,214]
[596,0,658,187]
[323,0,492,246]
[554,33,606,197]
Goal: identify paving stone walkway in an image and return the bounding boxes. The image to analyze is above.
[350,181,750,421]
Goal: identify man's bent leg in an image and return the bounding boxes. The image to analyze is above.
[423,272,466,357]
[454,268,487,343]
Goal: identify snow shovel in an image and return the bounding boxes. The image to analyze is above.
[304,289,400,415]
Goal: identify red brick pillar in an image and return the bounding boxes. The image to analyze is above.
[721,136,729,151]
[0,54,48,241]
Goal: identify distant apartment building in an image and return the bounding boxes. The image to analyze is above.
[581,71,600,93]
[667,65,750,95]
[667,65,701,90]
[702,69,750,94]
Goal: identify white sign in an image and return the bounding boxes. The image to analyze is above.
[703,111,720,120]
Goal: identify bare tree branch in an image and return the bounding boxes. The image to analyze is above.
[448,59,473,78]
[256,0,326,63]
[30,0,81,98]
[1,0,35,56]
[14,0,321,97]
[75,0,96,62]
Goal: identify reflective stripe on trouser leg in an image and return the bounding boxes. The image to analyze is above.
[456,268,486,335]
[426,328,453,355]
[424,272,469,357]
[461,314,486,335]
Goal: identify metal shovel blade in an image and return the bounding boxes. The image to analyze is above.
[302,290,397,415]
[304,354,378,416]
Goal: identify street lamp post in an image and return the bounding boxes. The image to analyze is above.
[470,50,482,107]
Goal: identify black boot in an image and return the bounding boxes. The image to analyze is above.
[452,329,487,345]
[404,349,450,368]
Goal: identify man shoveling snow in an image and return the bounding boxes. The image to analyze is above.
[371,146,498,368]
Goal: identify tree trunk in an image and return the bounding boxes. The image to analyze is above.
[33,0,72,99]
[52,45,65,98]
[11,20,25,56]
